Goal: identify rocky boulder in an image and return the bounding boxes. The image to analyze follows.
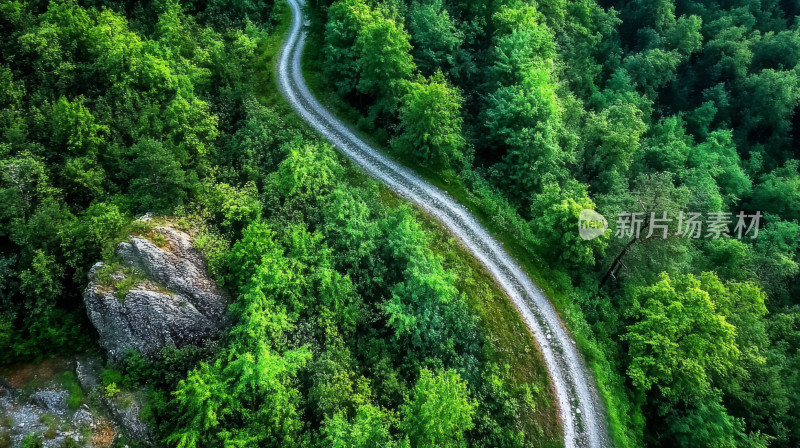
[84,223,228,359]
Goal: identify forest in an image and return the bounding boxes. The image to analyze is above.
[0,0,556,447]
[0,0,799,447]
[305,0,800,446]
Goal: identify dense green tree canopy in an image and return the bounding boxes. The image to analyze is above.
[311,0,800,445]
[5,0,800,447]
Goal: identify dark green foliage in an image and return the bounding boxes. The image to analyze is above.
[382,209,479,369]
[0,0,260,362]
[60,438,79,448]
[126,139,195,214]
[407,0,468,80]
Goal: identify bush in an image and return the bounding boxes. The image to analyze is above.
[20,434,42,448]
[59,372,85,410]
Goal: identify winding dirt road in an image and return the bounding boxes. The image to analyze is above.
[277,0,610,446]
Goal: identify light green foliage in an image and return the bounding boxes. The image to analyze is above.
[198,180,262,236]
[686,130,752,207]
[151,231,167,248]
[355,12,415,103]
[384,251,468,359]
[483,1,574,200]
[380,209,477,366]
[490,3,554,85]
[170,222,322,447]
[486,68,569,197]
[276,141,342,199]
[491,3,544,35]
[750,160,800,222]
[491,28,556,87]
[50,96,106,155]
[21,433,43,448]
[323,404,395,447]
[529,180,607,267]
[19,250,63,305]
[623,273,745,403]
[393,71,466,169]
[59,372,84,410]
[319,187,386,298]
[169,219,370,446]
[62,202,127,268]
[400,368,475,447]
[667,15,703,56]
[113,268,144,301]
[104,382,120,398]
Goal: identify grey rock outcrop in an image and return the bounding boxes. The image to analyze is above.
[29,390,68,415]
[105,391,151,443]
[75,356,101,391]
[84,224,228,360]
[71,407,94,427]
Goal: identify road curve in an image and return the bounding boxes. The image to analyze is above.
[277,0,610,446]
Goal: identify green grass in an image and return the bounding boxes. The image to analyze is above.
[297,27,640,448]
[149,231,167,248]
[0,413,12,428]
[114,269,145,301]
[59,372,85,410]
[94,262,146,301]
[127,219,156,239]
